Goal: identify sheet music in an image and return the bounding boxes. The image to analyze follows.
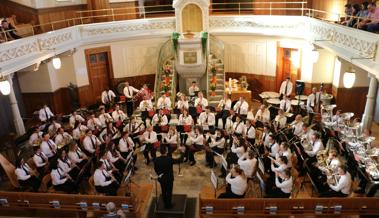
[139,144,146,152]
[211,170,218,190]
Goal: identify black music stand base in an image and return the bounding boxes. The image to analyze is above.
[155,194,187,218]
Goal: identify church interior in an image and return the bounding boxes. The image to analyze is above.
[1,0,379,217]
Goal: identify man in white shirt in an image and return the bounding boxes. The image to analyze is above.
[112,105,127,122]
[94,161,119,196]
[15,159,40,191]
[216,94,232,128]
[198,107,215,131]
[279,95,291,113]
[54,127,73,147]
[157,93,172,110]
[279,77,293,98]
[233,97,249,119]
[51,163,77,193]
[322,166,352,197]
[101,89,116,105]
[266,169,292,198]
[29,126,43,147]
[274,109,287,129]
[69,111,85,128]
[194,92,208,111]
[232,116,246,136]
[87,114,102,131]
[306,87,322,124]
[123,82,140,117]
[255,104,270,123]
[188,81,200,97]
[206,129,225,167]
[291,114,304,137]
[39,104,54,122]
[139,96,154,121]
[305,132,324,158]
[33,148,48,175]
[152,110,169,127]
[98,108,113,128]
[245,119,256,145]
[83,130,101,156]
[142,126,158,165]
[267,134,279,158]
[40,133,57,159]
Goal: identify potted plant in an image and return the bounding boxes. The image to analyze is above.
[210,83,216,96]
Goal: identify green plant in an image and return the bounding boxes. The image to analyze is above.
[172,32,180,55]
[201,31,208,55]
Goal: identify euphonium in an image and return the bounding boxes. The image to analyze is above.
[316,149,328,166]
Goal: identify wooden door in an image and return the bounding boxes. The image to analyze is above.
[276,47,301,92]
[85,46,113,105]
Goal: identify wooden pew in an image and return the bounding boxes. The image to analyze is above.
[199,186,379,217]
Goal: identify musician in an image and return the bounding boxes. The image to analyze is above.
[198,106,216,132]
[205,129,225,167]
[58,150,79,180]
[176,94,189,112]
[279,95,291,113]
[50,161,77,194]
[140,84,153,100]
[277,142,292,168]
[33,147,48,176]
[94,161,119,196]
[233,97,249,119]
[321,165,352,197]
[220,137,247,178]
[218,165,247,199]
[301,123,314,143]
[255,104,270,123]
[152,109,169,128]
[15,158,40,192]
[324,149,341,173]
[306,87,322,124]
[54,127,73,147]
[332,110,344,124]
[99,122,120,143]
[112,104,127,122]
[101,89,116,106]
[154,145,174,209]
[39,104,54,122]
[291,114,304,137]
[266,169,292,198]
[279,77,293,98]
[188,81,200,97]
[188,126,204,166]
[215,94,232,128]
[83,130,101,156]
[99,151,122,183]
[139,96,154,121]
[245,119,256,146]
[247,108,255,121]
[224,111,235,134]
[48,120,61,134]
[40,133,57,159]
[157,93,172,110]
[238,150,258,178]
[163,126,178,156]
[179,109,193,126]
[72,122,88,141]
[266,134,279,158]
[257,125,272,154]
[118,131,135,159]
[274,109,287,129]
[194,91,208,112]
[142,126,158,165]
[29,126,43,147]
[69,111,85,128]
[87,114,102,132]
[233,116,246,137]
[305,132,324,159]
[99,108,113,128]
[123,117,144,145]
[106,142,126,172]
[271,156,289,173]
[68,142,88,168]
[123,82,140,117]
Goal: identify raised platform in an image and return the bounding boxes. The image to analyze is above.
[155,194,187,218]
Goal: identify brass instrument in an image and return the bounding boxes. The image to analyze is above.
[316,149,328,167]
[301,135,312,151]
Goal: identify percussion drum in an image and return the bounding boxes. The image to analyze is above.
[294,95,308,101]
[267,98,280,105]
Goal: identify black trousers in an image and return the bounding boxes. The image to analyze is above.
[218,185,244,199]
[19,176,41,192]
[206,147,224,167]
[159,178,174,208]
[54,179,77,194]
[215,110,229,128]
[266,187,291,198]
[126,100,133,117]
[189,144,203,162]
[143,143,156,164]
[320,189,348,197]
[95,181,119,196]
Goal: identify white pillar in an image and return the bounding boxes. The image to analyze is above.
[362,75,378,130]
[7,74,26,136]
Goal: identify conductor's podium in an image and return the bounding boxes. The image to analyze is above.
[199,186,379,217]
[155,194,187,218]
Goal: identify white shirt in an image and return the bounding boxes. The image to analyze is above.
[277,148,292,167]
[68,148,85,164]
[124,122,144,134]
[58,158,73,173]
[261,131,271,147]
[329,172,351,195]
[72,125,88,140]
[99,113,113,127]
[55,132,72,146]
[279,80,293,96]
[143,131,158,144]
[271,163,288,173]
[39,106,54,122]
[238,156,257,178]
[29,132,42,146]
[33,152,48,167]
[164,133,178,144]
[275,115,287,129]
[51,168,67,185]
[268,142,279,158]
[306,92,322,110]
[15,164,32,181]
[226,173,247,196]
[188,86,199,96]
[40,139,57,158]
[69,114,85,128]
[231,143,245,158]
[233,101,249,115]
[255,109,270,123]
[139,99,153,111]
[83,135,101,154]
[233,121,246,135]
[189,133,204,145]
[48,122,61,133]
[123,85,139,98]
[293,121,304,137]
[246,125,256,139]
[305,139,324,157]
[157,97,172,109]
[276,176,293,193]
[99,127,119,143]
[218,99,232,110]
[101,90,116,104]
[176,100,189,110]
[87,118,102,131]
[94,169,112,187]
[280,99,291,113]
[179,114,193,125]
[107,150,120,163]
[112,110,127,121]
[152,114,168,126]
[209,136,225,149]
[198,112,215,126]
[194,98,208,109]
[118,136,134,153]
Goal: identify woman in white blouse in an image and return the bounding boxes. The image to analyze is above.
[187,126,204,166]
[163,126,178,155]
[238,150,258,178]
[58,150,80,180]
[218,165,247,198]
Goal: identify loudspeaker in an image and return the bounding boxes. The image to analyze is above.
[295,80,305,96]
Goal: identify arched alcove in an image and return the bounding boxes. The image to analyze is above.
[181,3,203,33]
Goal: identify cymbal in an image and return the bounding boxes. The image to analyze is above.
[321,104,336,111]
[261,91,280,98]
[341,112,354,120]
[294,95,308,101]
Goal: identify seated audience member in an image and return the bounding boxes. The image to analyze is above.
[358,3,379,32]
[102,202,126,218]
[320,166,352,197]
[94,161,119,196]
[218,165,247,199]
[50,161,77,194]
[266,169,292,198]
[357,1,370,18]
[1,18,21,40]
[39,104,54,122]
[342,4,361,27]
[40,133,57,159]
[15,158,40,191]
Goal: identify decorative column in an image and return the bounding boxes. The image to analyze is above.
[362,74,378,130]
[7,74,25,136]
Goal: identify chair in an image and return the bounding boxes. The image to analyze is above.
[38,174,52,193]
[0,154,20,189]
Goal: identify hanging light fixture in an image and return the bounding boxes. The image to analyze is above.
[343,68,356,89]
[52,56,61,69]
[0,75,11,95]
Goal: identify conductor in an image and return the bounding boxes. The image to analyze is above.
[154,145,174,209]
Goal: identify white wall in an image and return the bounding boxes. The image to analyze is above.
[333,57,370,88]
[9,0,87,9]
[18,64,53,93]
[312,49,335,83]
[48,56,77,91]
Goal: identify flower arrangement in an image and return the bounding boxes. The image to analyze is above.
[209,64,217,96]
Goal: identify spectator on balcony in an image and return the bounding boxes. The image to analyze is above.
[344,4,353,18]
[1,18,21,40]
[357,1,370,18]
[342,4,361,27]
[358,3,379,32]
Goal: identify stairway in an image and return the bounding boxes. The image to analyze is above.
[207,37,225,107]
